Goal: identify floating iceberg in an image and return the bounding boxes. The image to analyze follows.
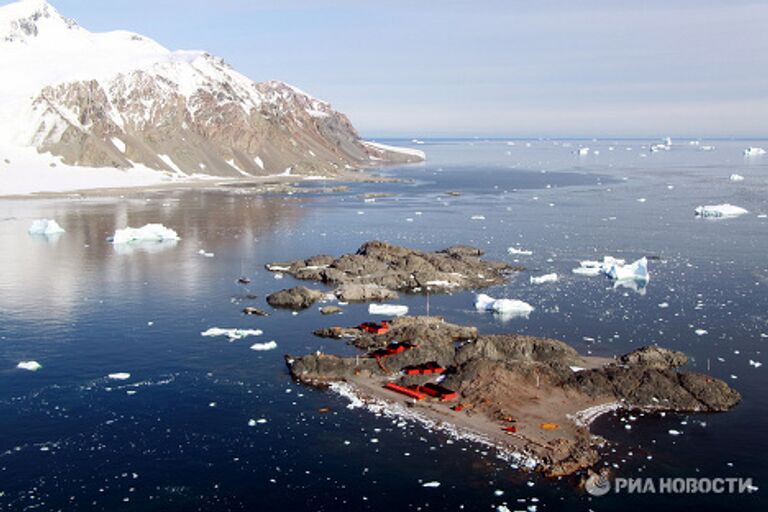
[604,257,649,283]
[28,219,65,235]
[475,294,534,319]
[369,304,409,316]
[17,361,42,371]
[729,174,745,182]
[111,224,180,244]
[250,341,278,351]
[422,481,441,488]
[694,204,748,218]
[108,372,131,380]
[573,256,649,292]
[530,273,558,285]
[508,247,533,256]
[744,147,766,157]
[201,327,263,341]
[576,147,590,156]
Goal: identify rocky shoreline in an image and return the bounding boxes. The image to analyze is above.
[266,241,519,309]
[286,316,741,477]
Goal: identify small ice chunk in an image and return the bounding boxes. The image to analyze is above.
[694,329,708,336]
[369,304,409,316]
[111,224,180,244]
[729,174,745,182]
[422,481,441,488]
[470,215,486,221]
[749,360,763,368]
[475,294,534,319]
[28,219,65,235]
[17,361,42,371]
[577,147,590,156]
[668,429,682,436]
[530,273,558,285]
[250,341,278,351]
[198,249,215,258]
[201,328,263,341]
[744,147,766,156]
[108,373,131,380]
[508,247,533,256]
[695,204,748,218]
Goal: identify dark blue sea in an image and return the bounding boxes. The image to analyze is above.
[1,138,766,511]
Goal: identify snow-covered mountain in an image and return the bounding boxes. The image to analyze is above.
[0,0,423,194]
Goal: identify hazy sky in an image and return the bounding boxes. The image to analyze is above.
[24,1,768,137]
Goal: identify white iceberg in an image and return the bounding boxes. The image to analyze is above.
[28,219,65,235]
[744,147,766,157]
[368,304,409,316]
[508,247,533,256]
[422,481,441,488]
[576,147,590,156]
[250,341,278,351]
[530,273,558,285]
[604,257,649,282]
[694,204,748,218]
[111,224,180,244]
[108,372,131,380]
[729,174,745,182]
[475,294,534,319]
[17,361,42,371]
[201,327,263,341]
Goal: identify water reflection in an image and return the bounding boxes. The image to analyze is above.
[0,192,307,323]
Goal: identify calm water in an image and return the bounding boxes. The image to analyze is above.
[1,139,767,511]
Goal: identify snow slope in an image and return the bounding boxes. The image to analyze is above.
[0,0,423,195]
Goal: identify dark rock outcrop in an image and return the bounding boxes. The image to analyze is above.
[266,286,325,310]
[266,241,515,297]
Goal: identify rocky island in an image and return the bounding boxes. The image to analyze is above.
[265,241,519,309]
[286,316,741,477]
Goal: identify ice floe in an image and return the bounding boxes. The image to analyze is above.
[694,204,749,218]
[16,361,42,371]
[422,481,441,488]
[107,372,131,380]
[475,294,534,319]
[28,219,65,235]
[369,304,409,316]
[743,147,766,157]
[201,328,263,341]
[250,341,278,351]
[729,174,745,182]
[530,273,558,285]
[111,223,180,244]
[507,247,533,256]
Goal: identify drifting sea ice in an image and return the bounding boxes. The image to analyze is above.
[743,147,766,157]
[530,273,558,285]
[16,361,42,371]
[28,219,65,235]
[250,341,278,351]
[604,257,649,283]
[201,328,264,341]
[108,372,131,380]
[694,204,748,218]
[369,304,409,316]
[111,224,180,244]
[474,294,534,319]
[729,174,745,182]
